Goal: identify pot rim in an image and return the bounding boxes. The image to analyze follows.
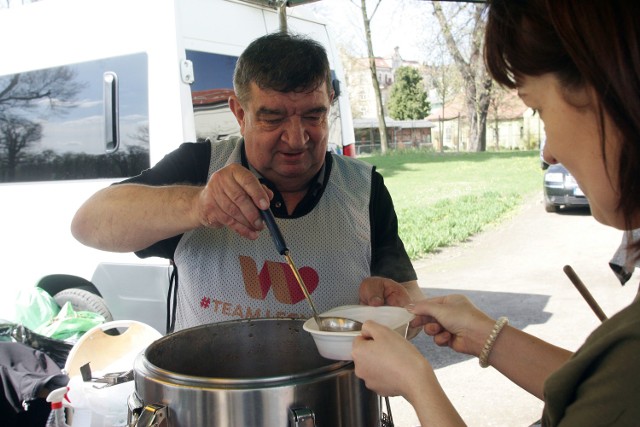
[135,318,354,388]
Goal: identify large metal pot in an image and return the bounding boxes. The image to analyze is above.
[130,318,383,427]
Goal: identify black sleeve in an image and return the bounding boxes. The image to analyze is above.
[121,142,211,186]
[369,168,417,282]
[116,142,211,259]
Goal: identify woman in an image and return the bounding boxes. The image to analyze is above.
[351,1,640,426]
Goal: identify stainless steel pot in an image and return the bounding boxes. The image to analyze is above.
[130,318,383,427]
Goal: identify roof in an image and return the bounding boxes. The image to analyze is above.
[192,89,235,106]
[356,57,392,70]
[427,90,528,121]
[353,117,435,129]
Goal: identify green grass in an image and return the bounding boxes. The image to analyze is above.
[360,149,544,260]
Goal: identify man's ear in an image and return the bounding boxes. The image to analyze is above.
[229,94,246,134]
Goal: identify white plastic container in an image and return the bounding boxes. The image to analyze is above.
[303,305,414,360]
[64,320,161,426]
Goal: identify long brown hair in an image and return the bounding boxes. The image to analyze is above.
[485,0,640,257]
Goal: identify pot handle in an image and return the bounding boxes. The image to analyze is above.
[133,403,167,427]
[289,407,316,427]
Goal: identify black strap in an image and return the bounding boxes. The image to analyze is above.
[166,260,179,334]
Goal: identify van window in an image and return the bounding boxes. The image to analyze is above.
[0,53,150,183]
[187,50,241,143]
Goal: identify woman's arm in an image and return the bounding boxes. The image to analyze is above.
[414,295,573,399]
[353,320,466,427]
[487,325,572,398]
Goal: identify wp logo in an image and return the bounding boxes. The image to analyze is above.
[239,256,319,304]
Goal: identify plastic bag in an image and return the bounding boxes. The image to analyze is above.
[36,302,105,342]
[14,287,60,330]
[0,323,72,369]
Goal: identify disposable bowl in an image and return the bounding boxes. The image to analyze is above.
[302,305,414,361]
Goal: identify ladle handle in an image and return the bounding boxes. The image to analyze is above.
[260,208,288,255]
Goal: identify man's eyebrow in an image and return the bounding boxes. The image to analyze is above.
[256,107,285,116]
[256,106,328,116]
[303,106,328,115]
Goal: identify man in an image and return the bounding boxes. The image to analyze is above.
[71,32,423,332]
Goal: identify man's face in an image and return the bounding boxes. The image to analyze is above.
[230,82,333,192]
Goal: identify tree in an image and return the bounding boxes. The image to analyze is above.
[424,36,464,152]
[0,116,41,181]
[432,1,493,152]
[359,0,389,154]
[387,66,430,120]
[0,68,83,180]
[488,85,511,151]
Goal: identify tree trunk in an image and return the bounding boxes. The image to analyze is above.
[433,2,492,152]
[361,0,388,154]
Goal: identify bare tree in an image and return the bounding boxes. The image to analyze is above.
[488,85,511,151]
[0,68,83,180]
[425,36,464,152]
[359,0,389,154]
[0,116,41,181]
[432,1,493,152]
[0,68,83,115]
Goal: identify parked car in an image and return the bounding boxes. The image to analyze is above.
[540,136,549,170]
[543,163,590,212]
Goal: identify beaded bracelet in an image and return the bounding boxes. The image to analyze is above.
[478,316,509,368]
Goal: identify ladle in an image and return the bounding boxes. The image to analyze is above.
[260,208,363,333]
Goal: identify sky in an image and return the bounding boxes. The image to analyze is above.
[2,0,440,63]
[303,0,441,63]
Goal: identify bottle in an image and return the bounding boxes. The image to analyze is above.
[45,386,71,427]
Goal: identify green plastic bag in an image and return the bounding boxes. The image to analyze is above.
[36,302,105,342]
[14,287,60,330]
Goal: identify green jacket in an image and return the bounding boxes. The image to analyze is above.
[541,292,640,426]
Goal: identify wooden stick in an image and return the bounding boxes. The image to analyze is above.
[563,265,608,322]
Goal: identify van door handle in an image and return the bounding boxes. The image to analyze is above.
[103,71,120,153]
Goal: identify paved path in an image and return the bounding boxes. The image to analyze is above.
[388,192,639,426]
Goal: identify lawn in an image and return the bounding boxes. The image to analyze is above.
[360,149,544,260]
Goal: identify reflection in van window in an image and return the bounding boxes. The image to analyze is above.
[0,53,149,183]
[187,50,241,143]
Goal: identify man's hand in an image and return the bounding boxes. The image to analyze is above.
[197,163,273,239]
[359,276,412,308]
[359,277,425,339]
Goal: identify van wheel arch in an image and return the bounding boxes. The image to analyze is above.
[37,274,113,321]
[37,273,102,297]
[53,288,113,322]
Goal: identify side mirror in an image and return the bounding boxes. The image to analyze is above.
[332,79,341,98]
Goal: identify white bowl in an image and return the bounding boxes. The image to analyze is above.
[303,305,415,361]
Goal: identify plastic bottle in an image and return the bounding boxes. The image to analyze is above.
[45,386,71,427]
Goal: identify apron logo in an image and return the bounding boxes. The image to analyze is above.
[239,256,319,304]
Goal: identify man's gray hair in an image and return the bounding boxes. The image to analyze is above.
[233,32,333,104]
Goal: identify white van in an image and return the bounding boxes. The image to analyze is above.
[0,0,355,333]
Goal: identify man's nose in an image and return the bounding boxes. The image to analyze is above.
[281,117,309,148]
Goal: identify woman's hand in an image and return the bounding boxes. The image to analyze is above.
[352,320,431,399]
[409,294,495,357]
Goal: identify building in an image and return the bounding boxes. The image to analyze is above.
[344,47,433,154]
[426,91,543,151]
[346,47,424,119]
[353,117,434,155]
